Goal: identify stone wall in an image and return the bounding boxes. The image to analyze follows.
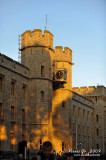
[0,29,105,153]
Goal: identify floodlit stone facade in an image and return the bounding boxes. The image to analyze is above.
[0,29,106,154]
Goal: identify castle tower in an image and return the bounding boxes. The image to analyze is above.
[20,29,74,152]
[20,29,54,150]
[53,46,73,90]
[52,46,74,152]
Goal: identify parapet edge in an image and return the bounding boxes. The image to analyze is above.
[21,29,53,37]
[55,46,72,53]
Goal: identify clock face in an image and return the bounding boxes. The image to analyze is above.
[56,71,63,79]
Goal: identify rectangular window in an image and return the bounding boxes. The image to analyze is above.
[22,84,27,99]
[0,76,3,92]
[11,106,15,121]
[96,115,99,123]
[41,66,44,77]
[22,109,25,123]
[96,128,99,136]
[91,113,93,122]
[88,142,89,151]
[87,111,89,121]
[62,100,66,108]
[97,144,99,149]
[62,142,65,151]
[92,127,94,136]
[0,103,3,118]
[78,108,81,118]
[0,74,4,92]
[40,139,43,150]
[22,134,26,141]
[83,109,85,120]
[22,124,26,133]
[11,80,16,96]
[10,133,14,150]
[73,105,76,118]
[0,120,3,130]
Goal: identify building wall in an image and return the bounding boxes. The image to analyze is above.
[71,91,94,151]
[20,29,53,152]
[0,54,29,151]
[73,86,106,152]
[0,29,106,154]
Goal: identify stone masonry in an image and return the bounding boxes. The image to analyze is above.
[0,29,106,154]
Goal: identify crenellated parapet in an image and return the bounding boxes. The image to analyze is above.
[21,29,53,50]
[72,86,106,96]
[53,46,73,64]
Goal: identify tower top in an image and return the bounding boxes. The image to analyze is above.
[21,29,53,50]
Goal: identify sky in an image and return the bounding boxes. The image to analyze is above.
[0,0,106,87]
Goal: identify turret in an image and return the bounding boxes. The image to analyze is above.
[20,29,53,77]
[21,29,53,50]
[54,46,72,62]
[53,46,73,90]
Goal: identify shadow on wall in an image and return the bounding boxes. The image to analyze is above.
[0,28,105,154]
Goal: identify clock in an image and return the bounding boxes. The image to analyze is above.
[56,71,63,79]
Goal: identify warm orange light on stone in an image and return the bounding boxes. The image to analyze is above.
[0,125,7,140]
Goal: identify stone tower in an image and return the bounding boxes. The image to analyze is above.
[20,29,54,151]
[20,29,74,152]
[52,46,73,152]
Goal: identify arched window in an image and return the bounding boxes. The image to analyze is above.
[40,91,44,101]
[40,138,43,150]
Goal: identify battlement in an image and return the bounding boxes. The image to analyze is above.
[72,86,106,96]
[55,46,72,53]
[53,46,72,63]
[21,29,53,49]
